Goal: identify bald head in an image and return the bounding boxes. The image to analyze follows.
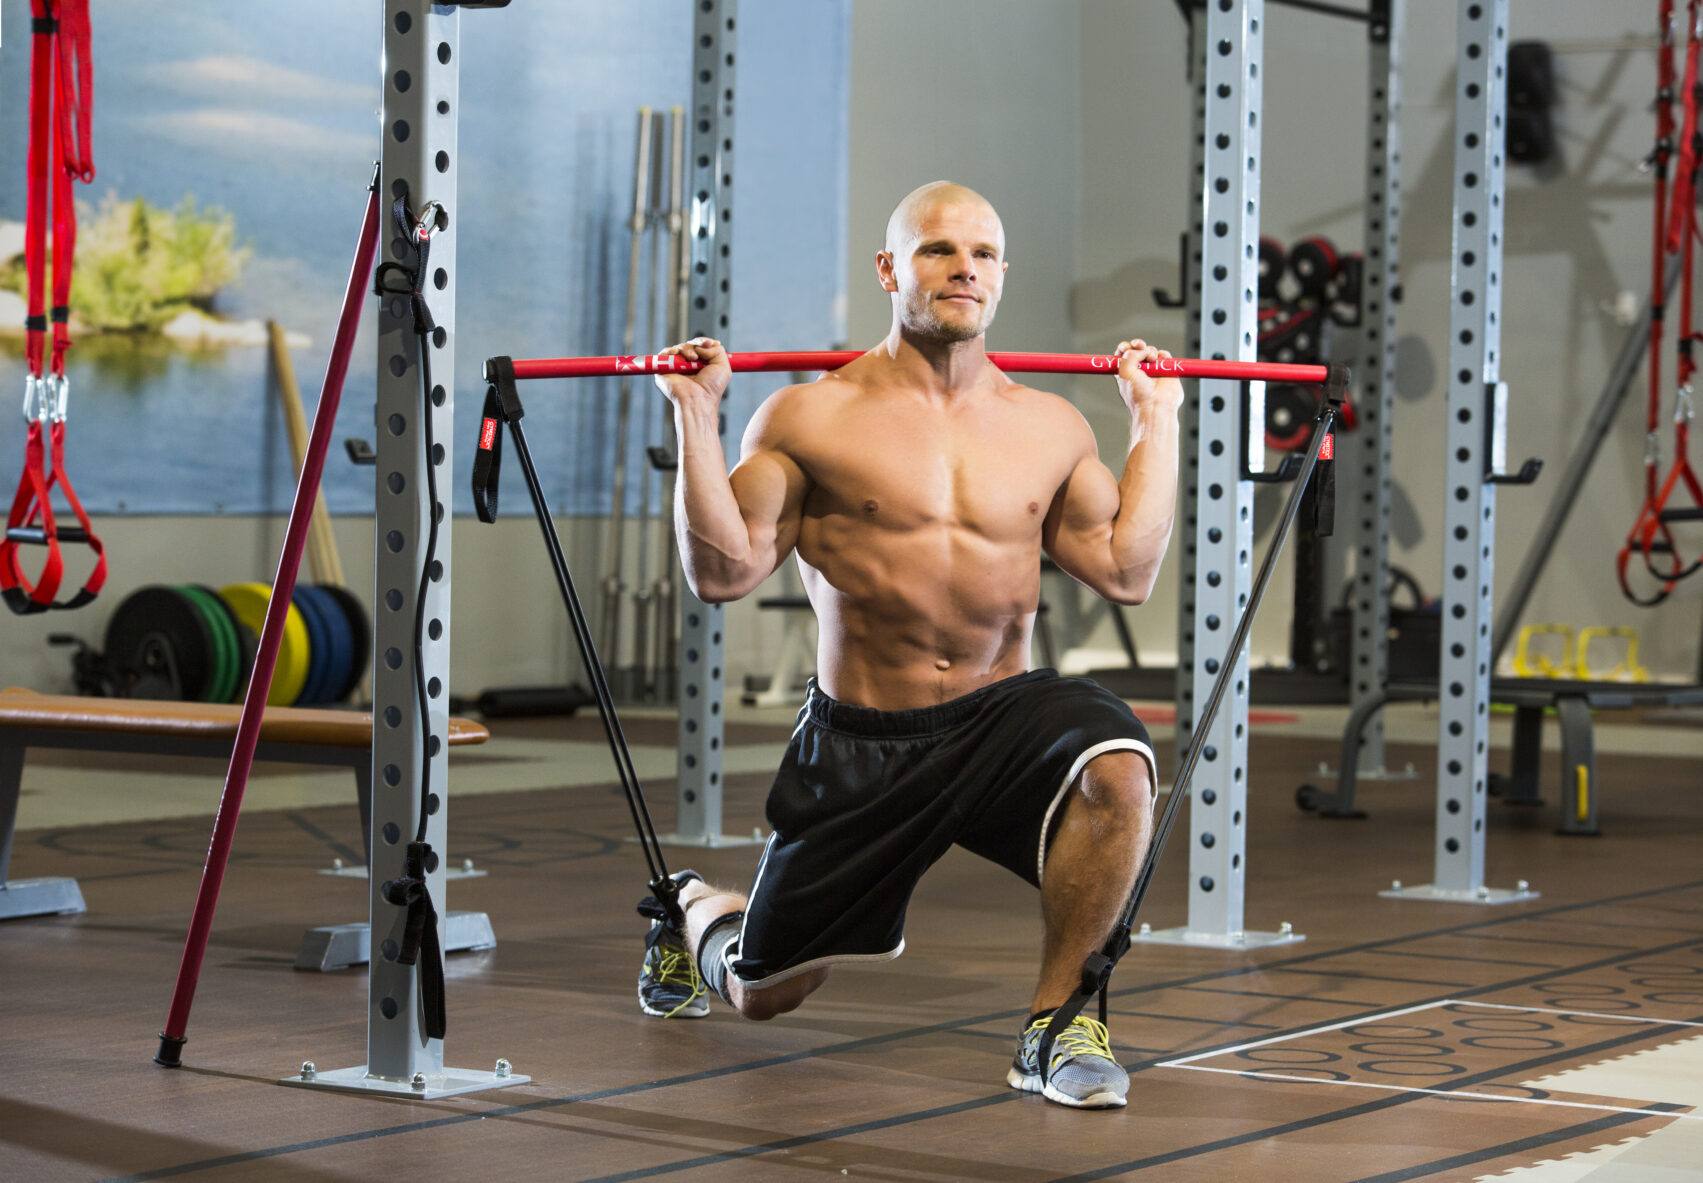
[884,181,1004,257]
[876,181,1009,345]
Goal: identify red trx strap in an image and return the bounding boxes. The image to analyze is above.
[1,0,104,616]
[1622,0,1703,605]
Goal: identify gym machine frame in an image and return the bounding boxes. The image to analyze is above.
[1382,0,1541,905]
[661,0,750,849]
[1148,0,1305,949]
[1346,0,1406,780]
[284,1,521,1097]
[1132,0,1409,947]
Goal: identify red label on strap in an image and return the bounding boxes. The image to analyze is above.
[479,418,497,451]
[1319,433,1335,461]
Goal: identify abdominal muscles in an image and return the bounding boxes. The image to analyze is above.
[796,515,1041,708]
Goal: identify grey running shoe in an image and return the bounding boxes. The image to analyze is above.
[636,870,709,1019]
[1007,1014,1129,1109]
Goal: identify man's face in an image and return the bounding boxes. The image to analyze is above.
[879,199,1007,343]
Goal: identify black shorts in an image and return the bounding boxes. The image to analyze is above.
[727,668,1156,990]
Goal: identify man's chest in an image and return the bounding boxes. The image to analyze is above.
[796,406,1074,536]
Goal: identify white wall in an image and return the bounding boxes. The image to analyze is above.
[846,2,1084,351]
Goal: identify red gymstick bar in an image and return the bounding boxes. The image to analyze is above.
[507,351,1333,386]
[154,177,381,1068]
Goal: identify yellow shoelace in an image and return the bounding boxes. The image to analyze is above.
[650,945,706,1018]
[1027,1014,1115,1067]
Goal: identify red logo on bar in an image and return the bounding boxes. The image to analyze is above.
[1319,433,1335,461]
[480,418,497,451]
[615,355,640,373]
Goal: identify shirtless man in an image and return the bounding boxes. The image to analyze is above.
[635,181,1181,1110]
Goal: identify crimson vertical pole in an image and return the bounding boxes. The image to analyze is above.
[156,177,381,1066]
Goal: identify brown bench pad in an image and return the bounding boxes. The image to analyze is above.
[0,688,488,748]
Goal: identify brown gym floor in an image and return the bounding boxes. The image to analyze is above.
[3,721,1701,1182]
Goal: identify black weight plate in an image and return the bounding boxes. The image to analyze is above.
[1258,236,1286,300]
[1265,384,1318,451]
[102,585,215,701]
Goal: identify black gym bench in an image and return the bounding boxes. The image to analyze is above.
[0,689,493,967]
[1297,676,1703,835]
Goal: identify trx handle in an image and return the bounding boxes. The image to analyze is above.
[1,403,107,616]
[472,356,522,524]
[1034,368,1346,1088]
[7,524,87,544]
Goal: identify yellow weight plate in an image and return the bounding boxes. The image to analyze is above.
[218,582,312,707]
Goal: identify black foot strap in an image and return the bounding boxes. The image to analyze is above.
[380,841,447,1039]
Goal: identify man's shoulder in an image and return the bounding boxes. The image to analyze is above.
[760,375,858,418]
[1002,381,1094,430]
[744,376,852,446]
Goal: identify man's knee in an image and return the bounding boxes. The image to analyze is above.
[732,967,828,1021]
[1078,750,1156,819]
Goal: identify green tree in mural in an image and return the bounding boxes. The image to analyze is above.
[2,194,247,332]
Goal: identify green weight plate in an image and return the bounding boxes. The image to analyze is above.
[176,585,237,704]
[197,584,254,702]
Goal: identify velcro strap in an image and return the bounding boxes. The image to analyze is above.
[32,15,57,32]
[24,315,48,332]
[50,306,69,323]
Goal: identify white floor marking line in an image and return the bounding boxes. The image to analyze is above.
[1167,1063,1703,1122]
[1156,1000,1703,1124]
[1158,1000,1703,1070]
[1156,999,1450,1067]
[1461,1001,1703,1029]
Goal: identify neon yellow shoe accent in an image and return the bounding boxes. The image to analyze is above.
[1008,1013,1128,1109]
[638,926,709,1019]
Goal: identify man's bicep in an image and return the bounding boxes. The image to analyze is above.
[728,387,811,572]
[728,447,808,572]
[1042,452,1122,586]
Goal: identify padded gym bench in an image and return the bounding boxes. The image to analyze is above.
[0,689,494,969]
[1299,677,1703,835]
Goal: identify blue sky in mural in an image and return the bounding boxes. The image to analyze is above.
[0,1,848,514]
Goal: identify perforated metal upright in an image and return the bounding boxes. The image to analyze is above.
[660,0,760,849]
[288,0,525,1097]
[1143,0,1300,951]
[1382,0,1534,906]
[1345,0,1404,775]
[1173,6,1209,734]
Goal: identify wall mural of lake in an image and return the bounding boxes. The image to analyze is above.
[0,0,849,516]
